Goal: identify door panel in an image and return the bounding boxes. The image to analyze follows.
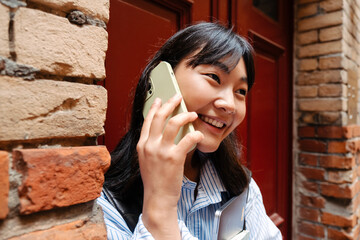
[105,0,191,151]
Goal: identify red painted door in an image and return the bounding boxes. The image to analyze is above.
[104,0,292,238]
[236,0,292,239]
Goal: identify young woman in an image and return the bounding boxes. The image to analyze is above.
[98,22,282,240]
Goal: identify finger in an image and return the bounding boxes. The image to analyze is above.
[148,94,182,140]
[139,98,162,143]
[177,131,204,154]
[162,112,198,144]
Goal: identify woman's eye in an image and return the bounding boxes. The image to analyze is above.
[236,89,247,96]
[205,73,220,83]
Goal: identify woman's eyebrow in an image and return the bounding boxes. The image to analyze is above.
[212,61,230,73]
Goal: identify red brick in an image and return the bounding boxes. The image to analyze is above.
[317,126,344,139]
[322,212,357,227]
[298,236,316,240]
[352,125,360,137]
[299,206,320,222]
[300,167,325,181]
[320,182,354,198]
[299,221,325,238]
[302,181,319,193]
[0,151,9,219]
[12,146,110,214]
[327,228,352,240]
[327,169,354,183]
[299,139,327,153]
[300,193,325,208]
[319,155,355,169]
[298,126,316,137]
[327,141,347,153]
[299,153,318,166]
[8,219,106,240]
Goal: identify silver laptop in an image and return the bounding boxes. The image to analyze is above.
[213,187,249,240]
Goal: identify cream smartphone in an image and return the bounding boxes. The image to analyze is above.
[143,61,195,147]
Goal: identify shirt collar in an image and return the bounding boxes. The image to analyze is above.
[198,159,227,204]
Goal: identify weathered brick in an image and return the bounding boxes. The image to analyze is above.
[318,84,345,97]
[297,70,345,85]
[317,126,349,138]
[299,0,319,4]
[299,139,327,152]
[327,141,347,153]
[0,151,9,219]
[298,40,343,58]
[327,228,352,240]
[298,3,318,18]
[13,146,110,214]
[320,0,343,12]
[319,55,343,69]
[0,76,107,141]
[14,8,108,79]
[299,58,318,71]
[322,212,357,227]
[319,111,342,125]
[298,98,346,111]
[299,206,320,222]
[320,182,355,198]
[298,11,343,32]
[299,221,325,238]
[298,30,318,45]
[298,126,316,137]
[319,155,355,169]
[300,193,325,208]
[300,167,325,180]
[327,169,355,183]
[299,153,318,166]
[301,180,319,193]
[8,219,107,240]
[319,26,342,42]
[297,86,318,97]
[0,3,9,58]
[30,0,109,22]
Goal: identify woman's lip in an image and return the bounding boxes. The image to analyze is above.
[198,114,228,129]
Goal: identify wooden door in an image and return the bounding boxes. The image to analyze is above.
[104,0,292,238]
[235,0,292,239]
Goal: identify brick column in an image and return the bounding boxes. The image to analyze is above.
[0,0,110,239]
[294,0,360,239]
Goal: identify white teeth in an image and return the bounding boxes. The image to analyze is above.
[200,115,224,128]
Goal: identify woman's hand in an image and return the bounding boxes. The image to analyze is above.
[137,94,203,239]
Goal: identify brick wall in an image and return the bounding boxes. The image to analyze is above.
[295,0,360,239]
[0,0,110,239]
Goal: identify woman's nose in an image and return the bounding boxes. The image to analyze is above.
[214,94,236,114]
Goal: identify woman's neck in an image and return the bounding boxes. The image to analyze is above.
[184,149,201,183]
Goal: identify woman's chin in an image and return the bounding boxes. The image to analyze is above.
[196,141,220,153]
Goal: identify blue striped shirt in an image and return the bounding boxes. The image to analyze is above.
[97,160,282,239]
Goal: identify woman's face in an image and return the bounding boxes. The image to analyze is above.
[174,57,248,153]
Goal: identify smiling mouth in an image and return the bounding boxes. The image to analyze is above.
[199,115,226,129]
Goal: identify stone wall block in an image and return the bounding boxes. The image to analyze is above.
[296,85,318,98]
[0,151,9,219]
[298,30,318,45]
[298,11,343,32]
[14,8,108,79]
[319,55,343,69]
[298,98,346,111]
[297,70,345,85]
[30,0,109,23]
[0,3,9,58]
[13,146,111,214]
[8,219,107,240]
[319,0,343,13]
[298,40,343,58]
[0,76,107,141]
[319,26,342,42]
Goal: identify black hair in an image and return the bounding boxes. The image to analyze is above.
[104,22,255,204]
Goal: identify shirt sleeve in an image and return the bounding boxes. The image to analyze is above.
[97,193,198,240]
[245,179,282,240]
